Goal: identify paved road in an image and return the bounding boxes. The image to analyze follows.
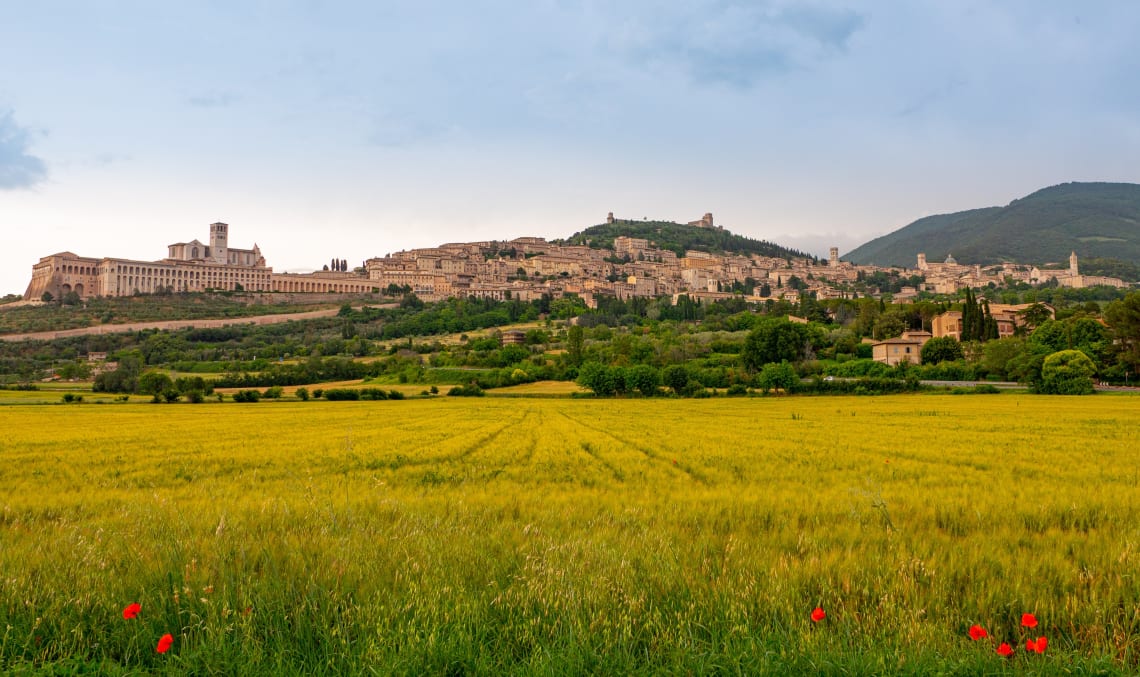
[0,306,383,342]
[920,379,1139,392]
[920,380,1023,389]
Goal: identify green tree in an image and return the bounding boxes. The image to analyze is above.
[1028,320,1068,353]
[624,364,661,396]
[1068,317,1109,367]
[1106,292,1140,378]
[565,325,585,367]
[920,336,964,365]
[757,361,798,395]
[1040,350,1097,395]
[872,312,906,340]
[577,362,617,396]
[662,364,690,394]
[981,337,1025,380]
[137,371,174,401]
[1018,303,1054,333]
[92,355,142,393]
[743,318,811,371]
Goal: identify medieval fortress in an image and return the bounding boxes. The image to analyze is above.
[22,216,1128,307]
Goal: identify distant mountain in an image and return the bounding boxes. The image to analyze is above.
[561,219,815,261]
[844,182,1140,269]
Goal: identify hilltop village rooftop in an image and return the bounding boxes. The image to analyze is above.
[23,217,1130,308]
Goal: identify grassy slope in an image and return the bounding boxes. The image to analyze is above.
[0,294,350,335]
[2,395,1139,674]
[845,182,1140,267]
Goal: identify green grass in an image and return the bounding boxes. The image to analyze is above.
[2,394,1139,674]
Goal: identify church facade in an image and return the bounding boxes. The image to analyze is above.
[23,222,377,301]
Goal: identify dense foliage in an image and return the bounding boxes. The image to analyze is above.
[561,219,815,261]
[7,287,1140,397]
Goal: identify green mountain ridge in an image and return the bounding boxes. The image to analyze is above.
[560,219,815,261]
[844,182,1140,269]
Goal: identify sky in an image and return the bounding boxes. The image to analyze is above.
[3,1,1140,296]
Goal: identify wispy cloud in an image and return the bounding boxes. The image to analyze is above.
[779,5,864,50]
[187,91,239,108]
[86,152,131,169]
[614,1,866,87]
[0,110,47,189]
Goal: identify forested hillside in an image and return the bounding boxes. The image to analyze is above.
[562,220,815,261]
[845,182,1140,270]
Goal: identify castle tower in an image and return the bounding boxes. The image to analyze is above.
[210,222,229,264]
[916,253,927,271]
[829,247,839,268]
[1070,251,1078,276]
[607,212,614,224]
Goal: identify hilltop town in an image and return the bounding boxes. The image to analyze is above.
[21,213,1131,311]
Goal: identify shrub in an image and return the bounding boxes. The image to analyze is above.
[681,381,707,398]
[448,384,485,397]
[1040,349,1096,395]
[324,389,361,401]
[757,361,798,395]
[295,387,310,401]
[577,362,618,396]
[662,365,690,394]
[232,389,261,403]
[802,377,922,396]
[263,385,285,399]
[624,364,661,396]
[921,336,964,365]
[312,389,324,399]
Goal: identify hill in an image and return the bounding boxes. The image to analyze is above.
[560,219,815,261]
[844,182,1140,269]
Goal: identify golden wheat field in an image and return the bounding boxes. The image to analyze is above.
[2,394,1139,674]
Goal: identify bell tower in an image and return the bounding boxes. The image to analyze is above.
[1069,251,1078,276]
[210,222,229,264]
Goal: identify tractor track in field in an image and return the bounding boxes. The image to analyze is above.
[556,409,711,485]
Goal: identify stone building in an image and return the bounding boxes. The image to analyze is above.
[872,330,932,366]
[23,222,377,301]
[24,223,273,300]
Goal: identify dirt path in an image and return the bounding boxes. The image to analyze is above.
[0,306,391,342]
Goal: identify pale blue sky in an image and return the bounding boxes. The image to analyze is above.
[3,1,1140,295]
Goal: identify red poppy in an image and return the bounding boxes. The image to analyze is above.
[156,633,173,654]
[810,607,826,622]
[1031,636,1047,653]
[122,603,141,620]
[968,624,988,640]
[1021,613,1038,628]
[996,643,1014,657]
